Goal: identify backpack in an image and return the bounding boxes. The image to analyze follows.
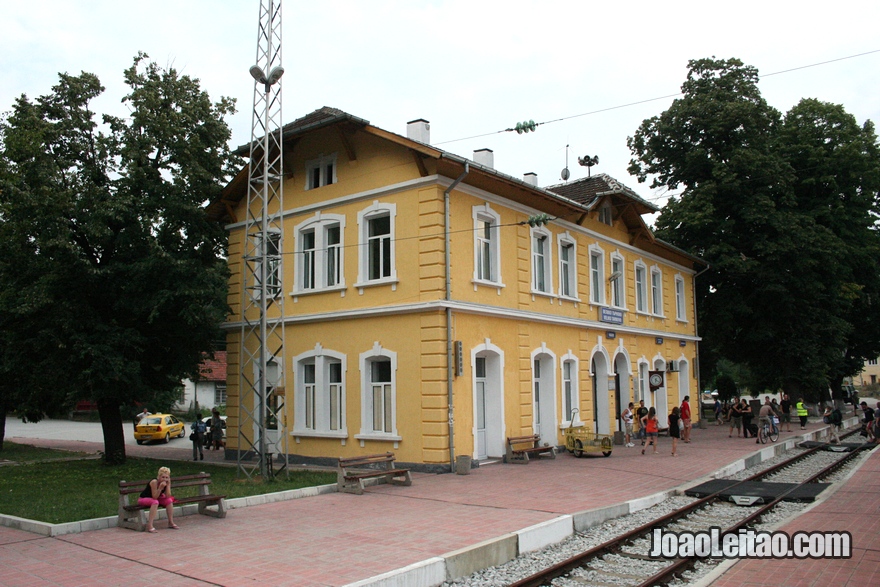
[831,409,842,425]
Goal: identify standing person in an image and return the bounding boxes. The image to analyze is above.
[137,466,178,533]
[133,407,150,431]
[641,407,659,455]
[668,406,681,456]
[780,394,792,432]
[714,398,723,425]
[822,403,841,444]
[622,402,635,447]
[680,396,692,443]
[796,398,809,430]
[859,401,875,437]
[741,399,754,439]
[191,412,206,461]
[729,398,743,438]
[636,399,649,447]
[209,409,225,450]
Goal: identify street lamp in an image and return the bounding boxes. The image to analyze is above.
[250,65,285,93]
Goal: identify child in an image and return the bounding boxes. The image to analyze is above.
[669,406,681,456]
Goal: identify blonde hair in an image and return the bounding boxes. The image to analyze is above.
[158,466,171,477]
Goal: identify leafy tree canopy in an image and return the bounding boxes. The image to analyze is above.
[628,57,880,402]
[0,54,237,461]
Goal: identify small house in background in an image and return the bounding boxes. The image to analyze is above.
[178,351,227,412]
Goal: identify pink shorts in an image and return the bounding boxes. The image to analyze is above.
[138,496,174,507]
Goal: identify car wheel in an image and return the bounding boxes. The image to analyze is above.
[178,428,186,438]
[164,432,170,444]
[136,440,144,445]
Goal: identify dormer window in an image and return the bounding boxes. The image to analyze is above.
[305,154,337,190]
[599,201,613,226]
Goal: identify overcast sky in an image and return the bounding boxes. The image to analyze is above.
[2,0,879,209]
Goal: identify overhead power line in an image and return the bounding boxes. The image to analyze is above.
[435,49,880,146]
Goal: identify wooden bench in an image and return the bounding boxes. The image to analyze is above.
[337,452,412,495]
[505,434,557,464]
[118,472,227,531]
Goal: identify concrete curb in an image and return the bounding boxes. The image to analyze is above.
[0,482,339,537]
[341,426,861,587]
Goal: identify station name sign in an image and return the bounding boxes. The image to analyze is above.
[600,308,624,325]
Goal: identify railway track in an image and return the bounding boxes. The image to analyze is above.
[443,431,873,587]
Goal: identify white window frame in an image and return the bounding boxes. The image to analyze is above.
[530,226,553,295]
[293,213,346,294]
[253,228,282,299]
[589,244,606,305]
[561,353,580,426]
[356,202,398,289]
[557,233,578,300]
[675,274,687,322]
[293,345,347,438]
[610,253,626,309]
[214,383,227,406]
[634,261,648,314]
[356,343,400,441]
[598,201,613,226]
[304,153,337,190]
[650,265,664,317]
[473,204,502,287]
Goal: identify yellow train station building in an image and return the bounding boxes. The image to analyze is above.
[209,107,704,470]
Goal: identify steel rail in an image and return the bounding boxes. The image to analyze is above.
[509,435,868,587]
[634,442,872,587]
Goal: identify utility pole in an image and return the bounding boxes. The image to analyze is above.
[238,0,287,480]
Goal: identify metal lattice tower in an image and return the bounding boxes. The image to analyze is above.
[238,0,287,480]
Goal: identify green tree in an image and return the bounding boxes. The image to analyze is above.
[778,99,880,400]
[628,57,880,402]
[0,54,236,463]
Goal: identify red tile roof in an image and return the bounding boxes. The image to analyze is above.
[198,351,227,382]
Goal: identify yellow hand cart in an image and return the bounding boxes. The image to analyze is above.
[563,410,613,457]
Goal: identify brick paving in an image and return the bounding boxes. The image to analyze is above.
[1,420,876,586]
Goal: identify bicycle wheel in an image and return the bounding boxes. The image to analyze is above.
[769,425,779,443]
[759,425,768,444]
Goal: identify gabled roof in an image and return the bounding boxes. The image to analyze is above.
[545,173,659,215]
[232,106,370,156]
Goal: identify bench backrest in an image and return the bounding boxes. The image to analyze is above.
[338,452,396,469]
[507,435,541,446]
[119,473,212,496]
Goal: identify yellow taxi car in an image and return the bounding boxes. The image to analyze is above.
[134,414,186,444]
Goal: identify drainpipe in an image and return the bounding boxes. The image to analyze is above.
[445,163,469,472]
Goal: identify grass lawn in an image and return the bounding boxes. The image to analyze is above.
[0,443,336,524]
[0,441,92,463]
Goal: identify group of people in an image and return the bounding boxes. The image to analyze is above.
[190,409,225,461]
[719,394,810,439]
[621,395,692,457]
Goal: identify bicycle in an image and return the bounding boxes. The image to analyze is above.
[758,417,779,444]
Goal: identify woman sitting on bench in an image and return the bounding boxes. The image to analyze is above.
[138,466,178,533]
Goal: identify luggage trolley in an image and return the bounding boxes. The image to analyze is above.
[563,409,613,457]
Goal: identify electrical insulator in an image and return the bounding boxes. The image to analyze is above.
[515,119,537,134]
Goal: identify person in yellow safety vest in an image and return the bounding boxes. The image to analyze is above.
[796,398,809,430]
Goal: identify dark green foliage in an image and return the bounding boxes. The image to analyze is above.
[629,58,880,402]
[715,374,739,402]
[0,54,238,463]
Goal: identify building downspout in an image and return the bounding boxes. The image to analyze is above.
[445,163,469,472]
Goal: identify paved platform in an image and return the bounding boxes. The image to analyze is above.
[1,418,876,586]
